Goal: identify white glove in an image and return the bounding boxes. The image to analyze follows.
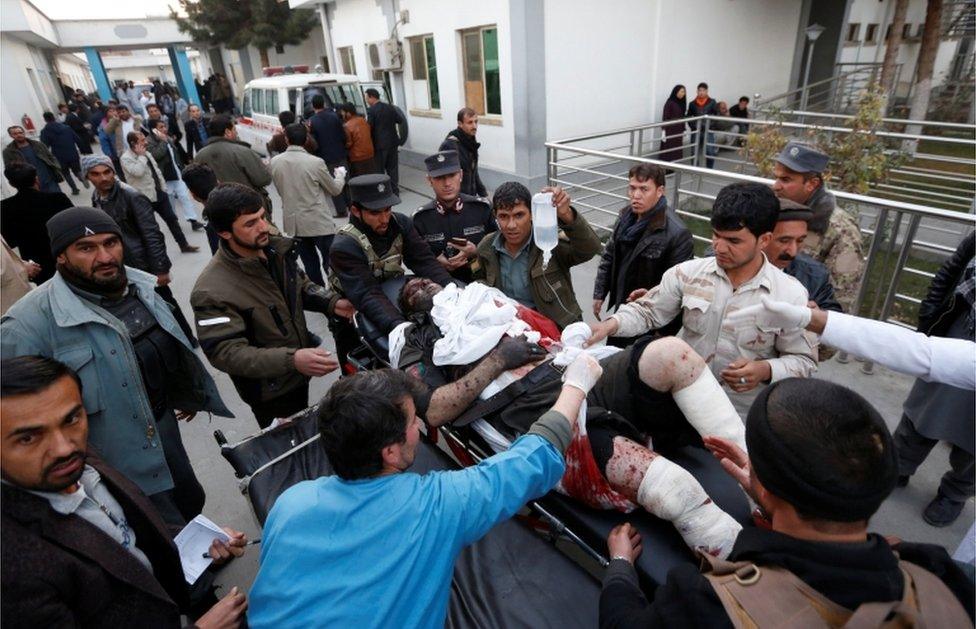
[562,352,603,394]
[334,166,347,179]
[726,295,812,330]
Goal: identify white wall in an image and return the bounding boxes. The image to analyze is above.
[54,52,94,93]
[0,33,62,134]
[840,0,961,95]
[544,0,803,141]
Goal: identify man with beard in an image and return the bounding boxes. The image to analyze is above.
[587,182,818,416]
[0,355,250,628]
[83,154,198,344]
[190,183,353,429]
[762,198,841,313]
[440,108,487,197]
[327,173,454,369]
[0,208,231,526]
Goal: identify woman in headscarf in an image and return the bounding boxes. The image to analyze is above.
[660,85,687,162]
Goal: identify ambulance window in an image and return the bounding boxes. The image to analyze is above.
[242,89,252,117]
[287,89,299,114]
[267,89,279,115]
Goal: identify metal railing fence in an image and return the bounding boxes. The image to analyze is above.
[546,117,975,347]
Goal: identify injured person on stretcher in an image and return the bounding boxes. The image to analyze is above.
[389,278,748,558]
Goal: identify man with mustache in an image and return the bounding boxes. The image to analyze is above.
[762,198,841,313]
[0,355,249,628]
[0,207,231,527]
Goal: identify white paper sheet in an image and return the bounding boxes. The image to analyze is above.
[174,514,230,584]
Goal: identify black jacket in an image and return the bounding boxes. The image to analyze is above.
[918,232,975,337]
[91,182,171,274]
[183,117,209,159]
[329,213,454,333]
[599,527,974,629]
[594,203,693,310]
[786,254,842,312]
[367,101,408,150]
[687,97,718,130]
[0,188,73,283]
[440,128,487,197]
[411,193,497,282]
[147,135,187,182]
[39,121,82,163]
[1,453,190,628]
[309,108,347,163]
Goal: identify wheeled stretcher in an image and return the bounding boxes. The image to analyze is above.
[343,277,752,591]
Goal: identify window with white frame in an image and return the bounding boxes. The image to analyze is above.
[865,23,878,43]
[460,25,501,116]
[408,34,440,111]
[338,46,357,75]
[845,23,861,43]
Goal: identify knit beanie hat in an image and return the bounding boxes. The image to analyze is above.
[46,207,123,257]
[746,378,898,522]
[81,154,115,177]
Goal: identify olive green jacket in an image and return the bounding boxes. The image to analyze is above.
[473,208,602,329]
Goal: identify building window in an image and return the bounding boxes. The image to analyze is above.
[846,23,861,43]
[915,23,925,38]
[408,35,440,110]
[865,23,878,43]
[320,56,331,73]
[338,46,356,75]
[903,23,914,39]
[460,25,501,116]
[275,44,285,54]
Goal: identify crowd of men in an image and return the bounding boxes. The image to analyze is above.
[0,86,973,629]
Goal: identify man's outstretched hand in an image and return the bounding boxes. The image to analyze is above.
[726,296,812,331]
[607,523,642,564]
[703,436,758,505]
[584,318,619,347]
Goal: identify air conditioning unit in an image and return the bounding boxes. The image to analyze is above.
[367,39,402,71]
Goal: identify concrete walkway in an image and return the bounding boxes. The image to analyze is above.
[52,161,973,596]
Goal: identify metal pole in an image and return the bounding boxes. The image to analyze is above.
[799,38,817,123]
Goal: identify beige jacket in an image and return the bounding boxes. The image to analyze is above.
[612,255,818,414]
[120,149,162,203]
[105,115,145,156]
[1,237,32,315]
[269,146,345,237]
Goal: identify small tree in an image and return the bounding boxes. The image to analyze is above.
[171,0,318,70]
[742,86,906,198]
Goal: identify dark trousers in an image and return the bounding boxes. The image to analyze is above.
[250,382,310,429]
[152,192,190,248]
[894,414,975,502]
[295,234,334,287]
[111,156,125,182]
[204,222,220,255]
[376,147,399,194]
[57,156,83,193]
[326,160,350,217]
[328,315,362,373]
[155,284,197,346]
[148,409,206,527]
[349,156,377,177]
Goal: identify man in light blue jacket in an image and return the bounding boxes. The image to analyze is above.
[0,207,231,526]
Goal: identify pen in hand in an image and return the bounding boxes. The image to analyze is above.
[202,538,261,558]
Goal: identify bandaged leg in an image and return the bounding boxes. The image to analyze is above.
[637,337,745,452]
[672,369,746,453]
[637,456,742,558]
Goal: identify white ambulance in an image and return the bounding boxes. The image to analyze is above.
[235,70,391,155]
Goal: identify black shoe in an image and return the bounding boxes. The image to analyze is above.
[897,475,910,487]
[923,493,966,527]
[189,220,205,231]
[180,244,201,253]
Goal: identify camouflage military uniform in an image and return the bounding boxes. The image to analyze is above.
[802,188,865,314]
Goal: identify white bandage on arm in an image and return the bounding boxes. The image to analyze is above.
[637,457,742,559]
[672,369,747,452]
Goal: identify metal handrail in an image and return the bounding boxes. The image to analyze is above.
[768,110,976,132]
[546,139,975,351]
[754,65,876,107]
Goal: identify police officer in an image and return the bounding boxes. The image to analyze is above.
[413,150,497,282]
[771,141,865,312]
[328,173,454,367]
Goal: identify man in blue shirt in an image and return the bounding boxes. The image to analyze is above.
[247,356,602,629]
[3,125,63,193]
[308,93,349,217]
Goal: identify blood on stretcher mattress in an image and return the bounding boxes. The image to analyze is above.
[217,408,601,628]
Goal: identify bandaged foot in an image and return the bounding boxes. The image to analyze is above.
[637,456,742,558]
[672,369,747,453]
